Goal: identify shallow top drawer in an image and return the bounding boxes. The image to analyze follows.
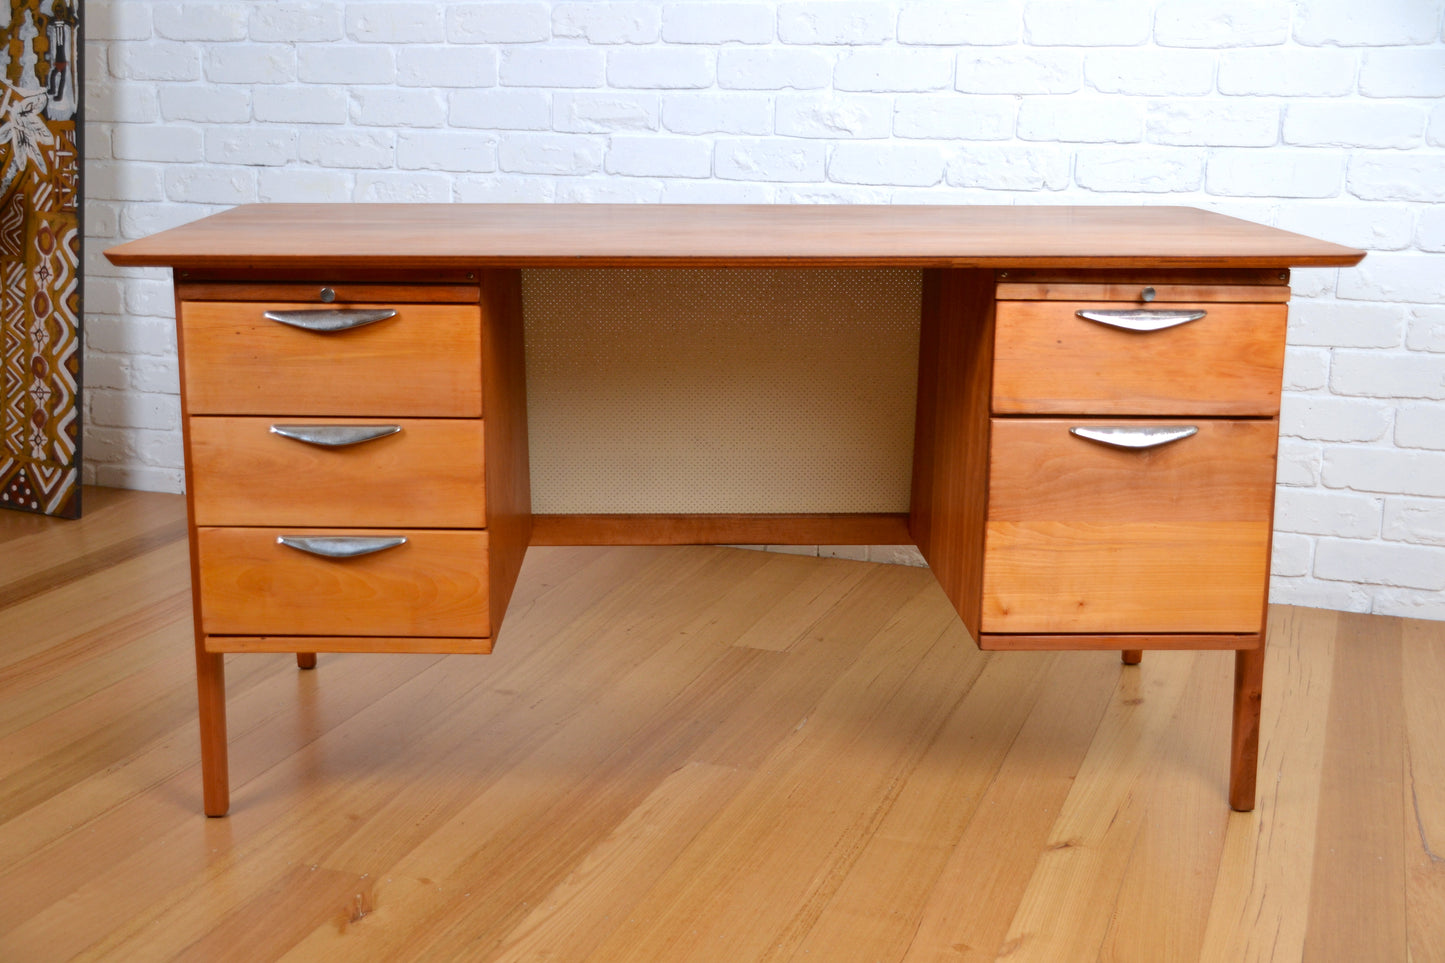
[180,301,483,417]
[995,281,1290,303]
[175,280,480,304]
[992,299,1287,417]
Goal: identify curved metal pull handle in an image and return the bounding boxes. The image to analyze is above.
[262,308,397,332]
[1076,308,1206,332]
[1069,425,1198,450]
[277,535,408,558]
[270,424,402,447]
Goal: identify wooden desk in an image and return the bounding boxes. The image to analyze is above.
[106,204,1365,816]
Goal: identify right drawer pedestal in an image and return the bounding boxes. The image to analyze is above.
[915,273,1291,809]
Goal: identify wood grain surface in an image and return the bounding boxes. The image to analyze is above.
[206,635,492,655]
[105,204,1367,272]
[479,269,535,639]
[978,633,1260,651]
[981,521,1270,634]
[171,288,232,817]
[909,269,995,638]
[530,512,912,546]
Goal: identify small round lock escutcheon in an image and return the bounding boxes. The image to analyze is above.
[1141,286,1156,302]
[319,287,337,303]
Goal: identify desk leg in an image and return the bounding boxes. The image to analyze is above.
[1228,645,1265,811]
[1121,649,1143,665]
[196,650,230,817]
[296,653,317,670]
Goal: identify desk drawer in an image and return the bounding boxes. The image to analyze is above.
[189,417,486,528]
[981,418,1275,634]
[197,528,489,637]
[180,301,483,417]
[992,300,1286,416]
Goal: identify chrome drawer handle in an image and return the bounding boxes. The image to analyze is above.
[1076,308,1206,332]
[277,535,407,558]
[1069,426,1198,450]
[270,424,402,447]
[262,308,397,332]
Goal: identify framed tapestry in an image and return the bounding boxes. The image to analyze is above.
[0,0,81,518]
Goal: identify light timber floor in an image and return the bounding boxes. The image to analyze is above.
[0,487,1441,962]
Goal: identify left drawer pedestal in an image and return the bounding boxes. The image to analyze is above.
[173,275,532,815]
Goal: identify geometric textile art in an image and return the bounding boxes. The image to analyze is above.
[1,0,81,517]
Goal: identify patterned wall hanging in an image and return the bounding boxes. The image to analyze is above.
[0,0,81,518]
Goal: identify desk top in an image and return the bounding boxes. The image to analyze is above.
[106,203,1364,274]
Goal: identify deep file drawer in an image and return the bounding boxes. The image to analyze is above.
[992,299,1287,416]
[980,418,1277,635]
[189,417,487,528]
[180,301,484,417]
[197,528,490,637]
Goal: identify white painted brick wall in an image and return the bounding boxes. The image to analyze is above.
[202,44,296,85]
[1294,0,1442,47]
[83,1,1445,619]
[663,3,775,44]
[253,86,348,125]
[605,134,712,176]
[664,92,772,135]
[1025,0,1154,46]
[896,2,1018,46]
[778,3,893,45]
[395,47,499,88]
[608,47,715,88]
[455,89,553,130]
[1086,49,1215,96]
[446,4,553,45]
[956,50,1081,93]
[718,47,830,88]
[296,45,395,84]
[152,3,249,43]
[1153,0,1291,47]
[248,4,346,44]
[1216,47,1356,96]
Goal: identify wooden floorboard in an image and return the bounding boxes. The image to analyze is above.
[0,487,1441,962]
[1304,612,1409,963]
[1403,618,1445,963]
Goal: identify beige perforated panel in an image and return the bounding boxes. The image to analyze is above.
[523,268,922,514]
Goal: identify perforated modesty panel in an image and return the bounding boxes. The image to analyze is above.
[523,268,922,514]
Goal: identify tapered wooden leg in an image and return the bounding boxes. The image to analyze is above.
[1229,645,1265,811]
[1121,649,1143,665]
[296,652,317,670]
[196,650,230,817]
